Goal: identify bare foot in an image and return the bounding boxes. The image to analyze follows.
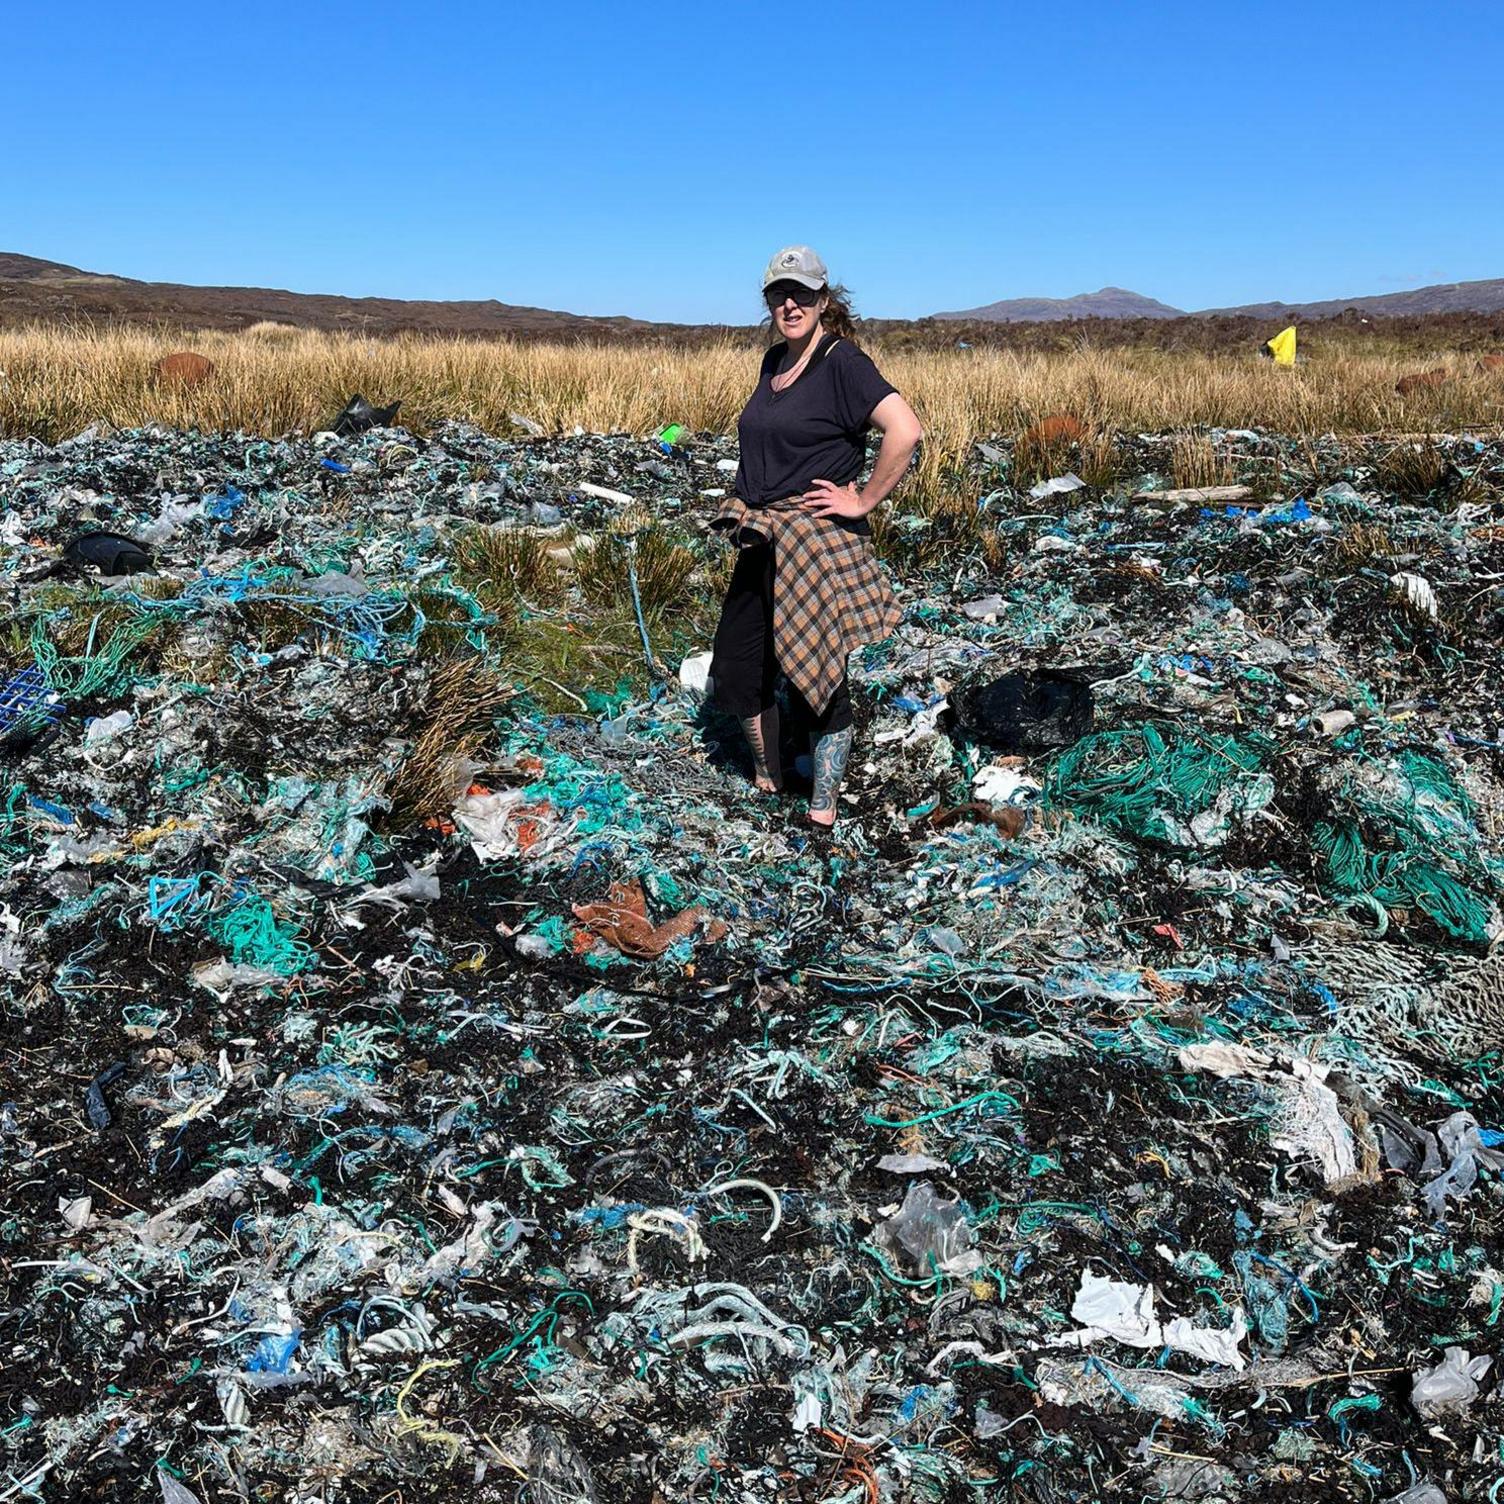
[740,708,783,795]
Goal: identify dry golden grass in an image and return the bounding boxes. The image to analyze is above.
[383,657,515,825]
[1170,432,1238,491]
[243,320,304,344]
[3,325,1503,488]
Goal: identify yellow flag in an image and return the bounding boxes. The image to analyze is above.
[1266,326,1297,367]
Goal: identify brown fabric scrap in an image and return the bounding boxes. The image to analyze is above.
[572,880,726,960]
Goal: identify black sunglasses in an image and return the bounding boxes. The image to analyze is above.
[764,283,824,310]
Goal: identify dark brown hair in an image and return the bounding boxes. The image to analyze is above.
[763,281,860,345]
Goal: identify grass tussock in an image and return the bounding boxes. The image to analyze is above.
[453,526,564,606]
[1011,428,1078,490]
[1329,520,1400,568]
[1170,432,1237,491]
[1371,440,1452,498]
[573,529,701,619]
[1076,427,1125,488]
[243,321,303,344]
[384,657,515,826]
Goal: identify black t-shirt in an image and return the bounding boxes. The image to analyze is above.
[733,335,898,507]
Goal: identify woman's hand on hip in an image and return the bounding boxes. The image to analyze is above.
[801,479,868,519]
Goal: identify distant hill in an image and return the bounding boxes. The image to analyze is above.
[0,252,694,341]
[932,286,1185,322]
[5,250,1503,342]
[934,277,1504,324]
[1199,277,1504,320]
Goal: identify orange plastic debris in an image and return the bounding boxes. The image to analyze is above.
[1022,413,1085,448]
[572,879,727,960]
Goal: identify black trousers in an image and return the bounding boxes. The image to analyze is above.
[710,541,853,735]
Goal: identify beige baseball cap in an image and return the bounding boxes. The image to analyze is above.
[762,245,828,291]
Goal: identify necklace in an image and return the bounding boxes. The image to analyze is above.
[771,338,819,393]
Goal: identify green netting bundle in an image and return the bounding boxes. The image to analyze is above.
[30,611,160,699]
[1312,819,1497,944]
[206,896,314,975]
[1045,724,1275,848]
[1313,746,1502,945]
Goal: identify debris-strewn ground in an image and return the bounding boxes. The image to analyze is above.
[1,418,1501,1503]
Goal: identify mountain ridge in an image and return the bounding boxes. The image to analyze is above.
[3,252,1503,335]
[0,252,686,339]
[932,286,1185,322]
[938,276,1504,323]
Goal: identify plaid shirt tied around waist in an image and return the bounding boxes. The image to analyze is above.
[711,496,902,717]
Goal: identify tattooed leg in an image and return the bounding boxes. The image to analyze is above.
[741,704,782,792]
[808,725,853,826]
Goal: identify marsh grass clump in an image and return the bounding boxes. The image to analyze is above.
[1076,427,1126,489]
[573,527,700,620]
[1170,432,1236,491]
[979,526,1011,578]
[1328,520,1400,569]
[235,599,310,654]
[383,657,514,826]
[506,614,653,712]
[1372,440,1451,499]
[243,321,302,344]
[1011,428,1079,491]
[453,526,564,606]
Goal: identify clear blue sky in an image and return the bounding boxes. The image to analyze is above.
[5,0,1501,323]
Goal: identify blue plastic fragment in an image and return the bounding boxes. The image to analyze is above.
[245,1329,301,1373]
[205,484,246,519]
[27,796,74,825]
[321,458,352,475]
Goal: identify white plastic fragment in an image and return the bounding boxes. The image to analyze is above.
[84,709,134,745]
[1031,534,1077,553]
[216,1377,249,1428]
[1028,472,1086,499]
[58,1195,92,1231]
[1390,571,1439,619]
[791,1393,823,1433]
[577,481,635,506]
[1064,1269,1159,1348]
[961,593,1006,621]
[349,860,441,910]
[454,788,573,862]
[877,1152,949,1174]
[1313,708,1356,736]
[1177,1043,1358,1183]
[1162,1308,1248,1368]
[1134,483,1254,504]
[1387,1486,1449,1504]
[679,651,714,698]
[158,1472,204,1504]
[973,764,1040,805]
[1051,1269,1248,1370]
[1411,1346,1491,1418]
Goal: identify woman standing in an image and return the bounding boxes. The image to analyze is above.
[710,246,923,828]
